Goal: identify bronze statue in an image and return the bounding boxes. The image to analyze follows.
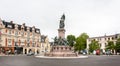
[59,14,65,28]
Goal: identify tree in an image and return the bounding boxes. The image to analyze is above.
[115,38,120,53]
[89,40,100,53]
[106,41,115,50]
[74,33,89,53]
[106,41,116,54]
[67,35,76,47]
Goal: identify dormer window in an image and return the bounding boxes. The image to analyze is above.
[15,24,18,29]
[21,27,24,30]
[36,30,39,33]
[7,25,12,28]
[27,27,30,31]
[32,26,35,31]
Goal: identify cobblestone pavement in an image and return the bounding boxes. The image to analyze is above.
[0,55,120,66]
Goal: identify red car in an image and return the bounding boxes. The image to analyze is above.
[96,50,100,55]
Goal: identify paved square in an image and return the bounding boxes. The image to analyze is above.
[0,55,120,66]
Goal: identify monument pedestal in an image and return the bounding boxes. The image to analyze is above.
[58,28,65,38]
[45,45,78,57]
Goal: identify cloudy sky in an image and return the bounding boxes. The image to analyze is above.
[0,0,120,41]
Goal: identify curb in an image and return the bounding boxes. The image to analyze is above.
[35,55,88,59]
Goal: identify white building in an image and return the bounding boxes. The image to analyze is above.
[87,34,120,53]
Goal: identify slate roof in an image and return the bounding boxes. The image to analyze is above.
[2,20,40,34]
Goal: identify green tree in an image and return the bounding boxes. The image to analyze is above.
[74,33,89,53]
[106,41,115,50]
[115,38,120,53]
[106,41,116,54]
[89,40,100,53]
[67,35,76,47]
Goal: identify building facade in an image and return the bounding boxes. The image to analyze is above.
[40,35,51,54]
[0,19,41,54]
[87,34,120,53]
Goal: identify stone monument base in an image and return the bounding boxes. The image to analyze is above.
[45,45,78,57]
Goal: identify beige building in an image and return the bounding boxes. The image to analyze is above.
[87,34,120,53]
[40,35,51,54]
[0,19,41,54]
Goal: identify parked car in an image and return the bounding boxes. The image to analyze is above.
[27,52,34,56]
[106,50,111,55]
[96,49,100,55]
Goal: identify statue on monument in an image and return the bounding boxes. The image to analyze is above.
[53,14,68,46]
[53,37,68,46]
[59,14,65,28]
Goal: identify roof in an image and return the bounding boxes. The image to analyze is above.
[88,34,119,39]
[2,20,40,34]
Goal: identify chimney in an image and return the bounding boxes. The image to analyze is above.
[23,23,25,26]
[33,26,35,28]
[10,21,13,23]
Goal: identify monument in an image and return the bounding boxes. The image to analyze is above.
[45,14,78,57]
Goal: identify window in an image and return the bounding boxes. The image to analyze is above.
[99,43,101,47]
[112,37,114,40]
[88,39,90,41]
[19,32,21,34]
[30,33,32,36]
[9,30,11,34]
[105,43,107,47]
[25,33,26,35]
[0,29,1,35]
[8,39,12,46]
[15,31,18,35]
[33,33,35,37]
[8,45,12,47]
[108,38,110,40]
[27,43,30,47]
[32,38,35,41]
[105,38,106,40]
[5,29,7,33]
[21,32,24,36]
[12,30,14,34]
[36,30,39,33]
[32,43,35,47]
[8,39,11,43]
[7,25,12,28]
[0,35,1,41]
[27,32,30,36]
